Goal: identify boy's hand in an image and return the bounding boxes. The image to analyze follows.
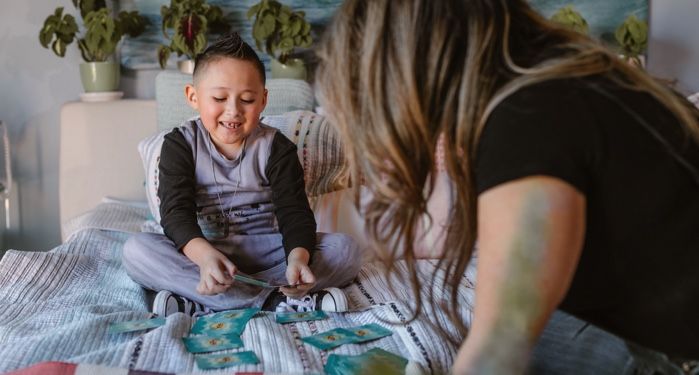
[281,247,316,298]
[183,237,237,295]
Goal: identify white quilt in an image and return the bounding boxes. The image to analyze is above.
[0,202,474,374]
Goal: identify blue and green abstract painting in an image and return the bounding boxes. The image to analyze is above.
[117,0,648,70]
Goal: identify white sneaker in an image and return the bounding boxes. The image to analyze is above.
[152,290,205,317]
[275,287,348,313]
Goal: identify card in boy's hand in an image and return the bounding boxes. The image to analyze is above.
[108,317,166,334]
[301,327,358,350]
[233,273,271,288]
[345,323,393,343]
[191,307,259,336]
[195,350,260,370]
[325,348,408,375]
[276,310,328,324]
[182,333,244,354]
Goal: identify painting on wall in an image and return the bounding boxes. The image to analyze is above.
[117,0,648,71]
[117,0,344,70]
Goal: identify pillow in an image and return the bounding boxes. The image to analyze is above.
[154,71,315,132]
[262,110,349,197]
[138,110,348,224]
[137,128,168,224]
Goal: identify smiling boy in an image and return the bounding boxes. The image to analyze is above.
[122,32,360,316]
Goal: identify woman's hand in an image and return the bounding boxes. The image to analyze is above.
[183,237,237,295]
[280,247,316,298]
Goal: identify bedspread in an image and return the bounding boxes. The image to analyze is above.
[0,202,474,374]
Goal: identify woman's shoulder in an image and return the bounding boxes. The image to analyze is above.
[494,77,602,115]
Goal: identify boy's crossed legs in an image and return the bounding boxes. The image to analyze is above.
[122,232,362,313]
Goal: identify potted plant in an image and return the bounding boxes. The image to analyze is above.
[39,1,148,93]
[248,0,313,80]
[158,0,230,73]
[615,14,648,68]
[550,5,589,35]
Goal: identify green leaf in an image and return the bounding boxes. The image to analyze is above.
[252,22,266,42]
[261,14,276,37]
[290,18,301,35]
[194,33,207,56]
[158,45,171,68]
[52,39,67,57]
[247,3,261,19]
[302,35,312,47]
[278,11,289,24]
[39,25,54,48]
[550,5,588,34]
[78,40,94,62]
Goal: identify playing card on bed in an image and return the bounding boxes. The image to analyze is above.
[301,327,358,350]
[325,348,408,375]
[108,317,166,334]
[182,333,244,353]
[195,350,260,370]
[345,323,393,343]
[276,310,328,324]
[191,307,259,335]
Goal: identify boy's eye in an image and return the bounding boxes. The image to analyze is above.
[241,98,254,104]
[213,97,226,102]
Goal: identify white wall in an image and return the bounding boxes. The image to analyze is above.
[0,0,697,253]
[0,0,82,251]
[647,0,699,94]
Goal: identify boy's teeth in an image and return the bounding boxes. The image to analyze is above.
[220,121,241,129]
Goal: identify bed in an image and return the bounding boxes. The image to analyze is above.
[0,79,475,374]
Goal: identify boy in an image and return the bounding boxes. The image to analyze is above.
[122,32,361,316]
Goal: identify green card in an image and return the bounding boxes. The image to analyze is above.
[234,274,271,288]
[276,310,328,324]
[325,348,408,375]
[195,350,260,370]
[191,307,259,336]
[345,323,393,343]
[182,333,243,353]
[301,327,358,350]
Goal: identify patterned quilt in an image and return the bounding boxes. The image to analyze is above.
[0,202,474,374]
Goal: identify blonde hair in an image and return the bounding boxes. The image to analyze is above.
[316,0,699,343]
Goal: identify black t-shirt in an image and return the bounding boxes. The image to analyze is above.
[475,76,699,358]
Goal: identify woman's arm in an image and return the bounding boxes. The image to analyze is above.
[453,175,586,374]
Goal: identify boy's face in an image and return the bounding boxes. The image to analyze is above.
[185,57,267,158]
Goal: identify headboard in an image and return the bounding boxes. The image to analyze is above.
[59,99,157,236]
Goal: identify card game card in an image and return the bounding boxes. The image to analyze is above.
[108,317,166,334]
[301,328,358,350]
[182,333,244,354]
[233,274,271,288]
[325,348,408,375]
[195,350,260,370]
[190,307,259,335]
[276,310,328,324]
[345,323,393,343]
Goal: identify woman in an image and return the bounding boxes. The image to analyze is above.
[315,0,699,373]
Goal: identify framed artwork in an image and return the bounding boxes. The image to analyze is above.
[117,0,648,71]
[117,0,344,70]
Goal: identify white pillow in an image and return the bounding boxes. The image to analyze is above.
[137,129,168,224]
